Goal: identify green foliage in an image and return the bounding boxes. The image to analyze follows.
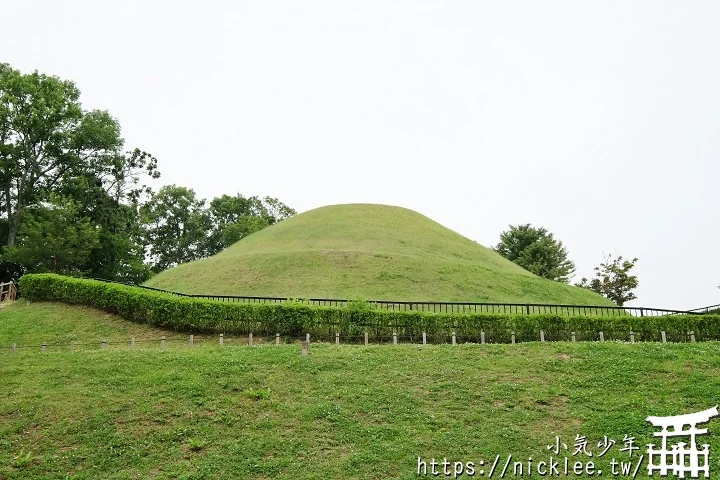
[2,198,99,275]
[495,224,576,283]
[0,63,158,282]
[19,273,720,342]
[140,185,213,272]
[576,254,639,306]
[205,193,295,254]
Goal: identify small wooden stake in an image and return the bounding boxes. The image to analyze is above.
[690,331,696,343]
[249,333,253,346]
[101,339,107,350]
[219,334,224,346]
[364,332,368,346]
[276,333,280,345]
[11,343,16,354]
[452,331,457,345]
[70,341,75,352]
[661,331,667,343]
[161,336,166,350]
[305,333,310,344]
[190,335,194,346]
[130,337,135,348]
[422,332,427,346]
[630,331,635,344]
[511,331,516,345]
[301,341,309,356]
[540,330,545,342]
[599,331,605,343]
[335,332,340,345]
[571,332,576,343]
[41,342,46,353]
[393,332,397,345]
[480,331,485,344]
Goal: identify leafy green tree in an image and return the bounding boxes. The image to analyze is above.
[140,185,212,272]
[205,194,295,254]
[2,197,99,275]
[58,175,150,283]
[220,216,269,246]
[0,63,159,280]
[495,224,576,283]
[576,254,639,306]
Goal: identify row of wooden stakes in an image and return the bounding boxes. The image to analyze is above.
[5,329,700,354]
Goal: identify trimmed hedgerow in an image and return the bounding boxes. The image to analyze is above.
[17,273,720,342]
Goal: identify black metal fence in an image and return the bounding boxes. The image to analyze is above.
[688,304,720,315]
[127,285,708,317]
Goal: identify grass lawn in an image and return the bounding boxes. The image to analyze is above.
[2,302,720,479]
[145,204,613,306]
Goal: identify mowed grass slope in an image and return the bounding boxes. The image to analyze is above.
[2,302,720,479]
[146,204,612,305]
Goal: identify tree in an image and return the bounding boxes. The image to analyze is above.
[0,63,159,281]
[140,185,212,272]
[57,175,150,283]
[575,254,639,306]
[0,63,159,248]
[204,194,295,254]
[2,197,99,275]
[495,224,576,282]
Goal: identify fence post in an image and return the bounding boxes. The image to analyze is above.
[219,334,224,346]
[640,308,645,317]
[301,341,309,356]
[599,331,604,343]
[161,336,166,350]
[661,331,667,343]
[526,305,530,315]
[690,331,696,343]
[540,330,545,342]
[335,332,340,345]
[130,337,135,348]
[393,332,397,345]
[249,333,253,346]
[306,333,310,344]
[422,332,427,346]
[41,342,46,353]
[571,332,576,343]
[190,335,194,346]
[452,331,456,346]
[511,331,516,345]
[364,332,368,346]
[101,339,107,350]
[480,331,485,344]
[11,343,16,354]
[630,331,635,344]
[276,333,280,346]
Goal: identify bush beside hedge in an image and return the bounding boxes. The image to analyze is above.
[17,273,720,342]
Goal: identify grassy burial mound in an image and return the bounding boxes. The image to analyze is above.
[146,204,612,305]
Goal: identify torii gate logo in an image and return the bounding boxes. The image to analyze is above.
[647,406,718,478]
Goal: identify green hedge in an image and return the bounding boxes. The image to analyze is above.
[17,273,720,342]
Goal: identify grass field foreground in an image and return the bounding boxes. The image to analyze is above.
[2,302,720,479]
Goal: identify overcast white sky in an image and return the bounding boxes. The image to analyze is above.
[2,1,717,309]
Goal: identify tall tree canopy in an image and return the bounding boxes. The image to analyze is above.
[495,224,576,283]
[0,63,158,281]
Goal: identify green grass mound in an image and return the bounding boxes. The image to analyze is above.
[146,204,612,305]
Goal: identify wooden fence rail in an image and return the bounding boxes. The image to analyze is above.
[0,281,17,302]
